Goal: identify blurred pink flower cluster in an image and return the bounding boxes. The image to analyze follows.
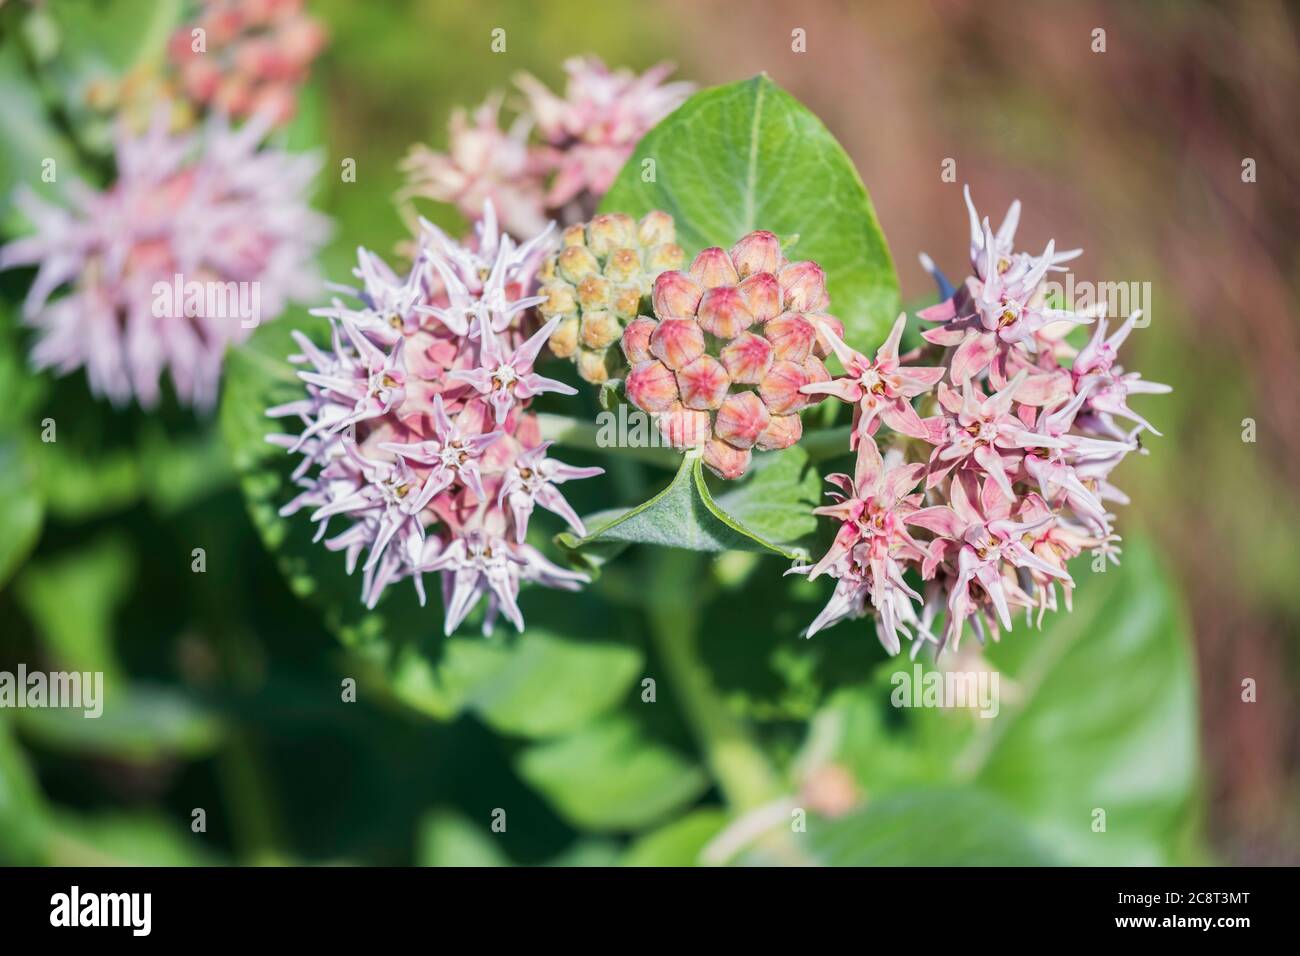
[168,0,327,126]
[0,112,328,410]
[400,57,693,238]
[795,188,1168,656]
[268,204,603,634]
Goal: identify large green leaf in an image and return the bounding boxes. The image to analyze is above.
[515,717,709,832]
[558,446,820,563]
[792,536,1199,865]
[739,789,1060,866]
[219,316,644,736]
[602,74,900,348]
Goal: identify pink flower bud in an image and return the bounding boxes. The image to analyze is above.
[703,438,752,480]
[720,331,775,384]
[778,260,829,312]
[738,271,783,322]
[729,230,784,278]
[649,318,706,370]
[626,359,679,413]
[656,402,711,448]
[803,354,830,392]
[652,270,704,319]
[810,313,845,358]
[715,391,771,449]
[676,355,731,410]
[756,413,803,451]
[558,245,600,283]
[764,312,817,362]
[581,310,623,350]
[688,247,740,289]
[548,316,580,359]
[759,360,812,414]
[621,316,657,365]
[637,210,677,248]
[587,213,636,257]
[696,286,755,338]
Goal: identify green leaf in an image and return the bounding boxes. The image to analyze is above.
[602,74,900,347]
[0,435,43,590]
[515,717,709,832]
[0,718,51,865]
[416,809,508,867]
[620,808,728,866]
[219,317,644,734]
[45,812,219,867]
[558,447,819,561]
[793,536,1199,865]
[739,789,1060,866]
[13,685,225,762]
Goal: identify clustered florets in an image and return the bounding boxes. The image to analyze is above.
[538,210,685,384]
[622,231,844,480]
[267,204,602,634]
[793,187,1169,656]
[399,57,692,238]
[0,111,328,410]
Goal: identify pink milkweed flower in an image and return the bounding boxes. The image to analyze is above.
[1071,310,1171,438]
[800,312,945,446]
[907,473,1071,649]
[297,319,407,430]
[0,110,328,410]
[794,439,934,654]
[416,203,554,337]
[450,313,577,424]
[517,57,693,211]
[378,394,502,509]
[399,95,550,239]
[962,185,1080,281]
[922,371,1066,501]
[498,441,604,543]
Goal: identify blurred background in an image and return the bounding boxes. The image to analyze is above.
[0,0,1296,865]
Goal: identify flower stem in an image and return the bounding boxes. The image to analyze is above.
[644,551,784,813]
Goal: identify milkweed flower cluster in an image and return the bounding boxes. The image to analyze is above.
[168,0,327,126]
[400,57,692,238]
[267,204,603,634]
[623,231,843,480]
[0,111,328,410]
[794,188,1168,656]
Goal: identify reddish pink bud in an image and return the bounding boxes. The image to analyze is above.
[778,260,829,312]
[759,360,812,414]
[652,270,704,319]
[756,413,803,451]
[803,354,831,389]
[810,313,845,358]
[715,391,771,449]
[764,312,817,362]
[656,402,711,449]
[649,318,706,370]
[737,271,782,322]
[696,286,755,338]
[719,331,774,384]
[626,359,679,413]
[676,355,731,410]
[730,230,784,278]
[621,316,656,365]
[703,438,752,480]
[688,247,740,289]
